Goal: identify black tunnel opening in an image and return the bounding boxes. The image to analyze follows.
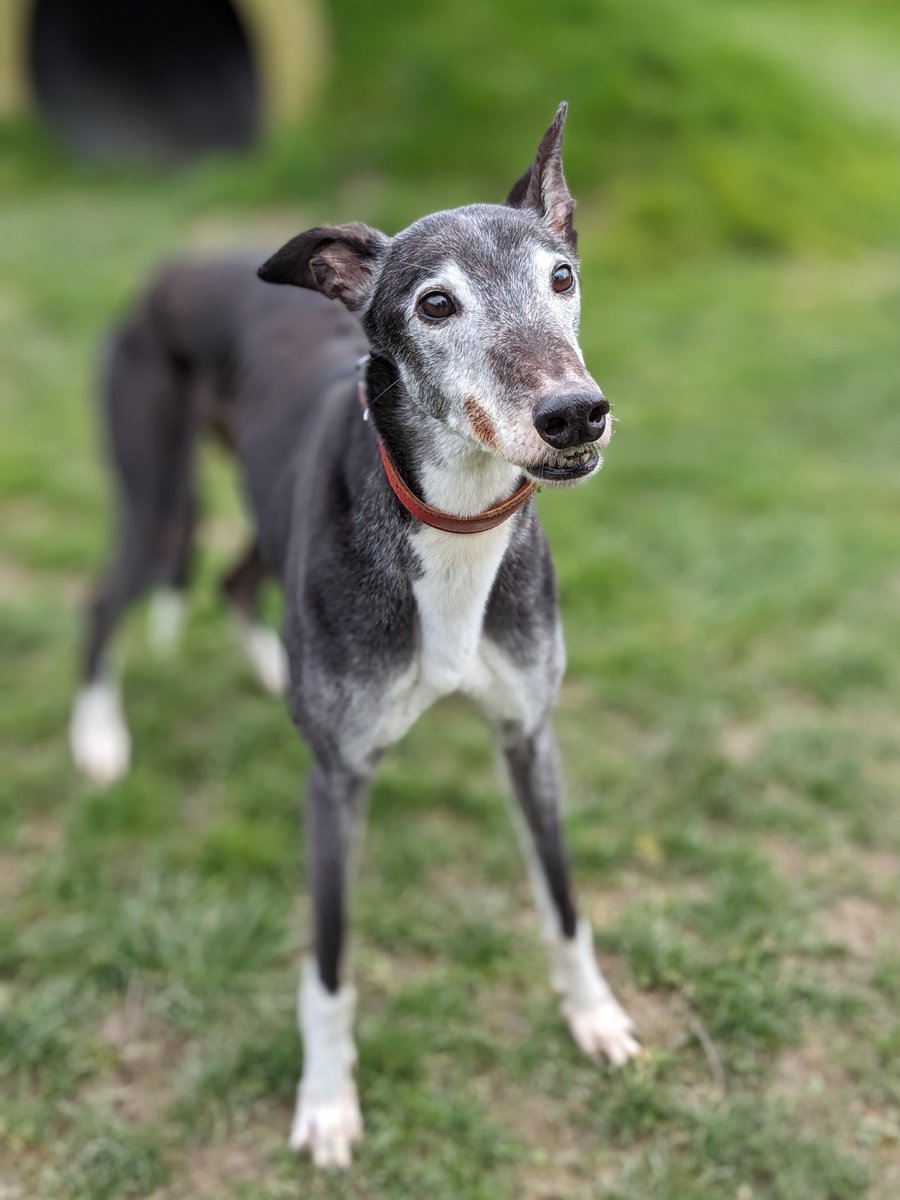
[29,0,262,164]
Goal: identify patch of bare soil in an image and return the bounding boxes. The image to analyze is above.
[0,816,64,904]
[0,852,27,906]
[820,895,890,965]
[871,1156,900,1200]
[764,834,899,902]
[0,554,35,604]
[357,943,440,1000]
[579,871,709,931]
[769,1027,850,1116]
[491,1083,612,1200]
[82,990,186,1126]
[760,833,815,884]
[770,1023,900,1196]
[851,848,899,896]
[719,722,762,766]
[794,888,897,995]
[0,551,84,607]
[475,973,536,1046]
[148,1124,285,1200]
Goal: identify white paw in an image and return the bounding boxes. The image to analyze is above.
[289,1084,362,1169]
[237,622,289,694]
[564,997,641,1068]
[147,588,185,655]
[70,682,131,785]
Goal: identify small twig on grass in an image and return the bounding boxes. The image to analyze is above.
[688,1012,727,1099]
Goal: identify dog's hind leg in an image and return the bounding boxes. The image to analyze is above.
[291,758,369,1168]
[146,490,197,656]
[71,523,149,783]
[71,319,198,783]
[502,720,640,1067]
[73,498,193,782]
[220,540,288,694]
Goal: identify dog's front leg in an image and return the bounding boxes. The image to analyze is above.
[291,758,368,1169]
[502,721,640,1067]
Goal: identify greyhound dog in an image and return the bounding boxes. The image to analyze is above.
[70,103,639,1167]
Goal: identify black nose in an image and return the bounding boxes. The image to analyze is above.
[533,389,609,449]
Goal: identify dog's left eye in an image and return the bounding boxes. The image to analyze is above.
[417,292,456,321]
[551,264,575,293]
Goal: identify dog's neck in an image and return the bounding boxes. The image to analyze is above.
[362,357,522,706]
[365,356,525,519]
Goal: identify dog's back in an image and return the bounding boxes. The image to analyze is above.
[102,254,369,567]
[99,259,260,555]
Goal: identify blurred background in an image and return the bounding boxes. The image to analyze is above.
[1,2,899,1198]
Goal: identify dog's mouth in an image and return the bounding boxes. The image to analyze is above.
[523,446,601,487]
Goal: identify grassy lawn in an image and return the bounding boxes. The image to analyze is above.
[2,1,900,1197]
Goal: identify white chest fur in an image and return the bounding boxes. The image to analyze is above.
[411,521,513,692]
[358,518,515,761]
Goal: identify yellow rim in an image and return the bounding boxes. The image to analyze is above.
[0,0,29,115]
[0,0,328,124]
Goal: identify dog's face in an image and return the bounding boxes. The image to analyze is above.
[259,104,610,488]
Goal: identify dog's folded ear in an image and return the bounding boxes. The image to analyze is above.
[258,223,389,311]
[506,102,576,250]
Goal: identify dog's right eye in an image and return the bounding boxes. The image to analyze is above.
[417,292,456,322]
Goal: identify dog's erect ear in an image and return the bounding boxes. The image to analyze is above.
[505,102,576,248]
[258,222,389,311]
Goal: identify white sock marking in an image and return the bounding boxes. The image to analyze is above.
[519,830,640,1067]
[147,588,185,655]
[548,919,641,1067]
[236,619,289,694]
[69,680,131,785]
[290,959,361,1168]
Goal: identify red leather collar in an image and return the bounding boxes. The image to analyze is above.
[358,362,536,535]
[377,441,536,534]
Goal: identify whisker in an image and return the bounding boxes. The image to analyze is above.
[370,377,401,404]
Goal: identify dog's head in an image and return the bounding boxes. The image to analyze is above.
[259,103,610,488]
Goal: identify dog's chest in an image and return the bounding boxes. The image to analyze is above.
[368,523,513,750]
[413,523,512,686]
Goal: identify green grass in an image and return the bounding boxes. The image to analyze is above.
[2,0,900,1196]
